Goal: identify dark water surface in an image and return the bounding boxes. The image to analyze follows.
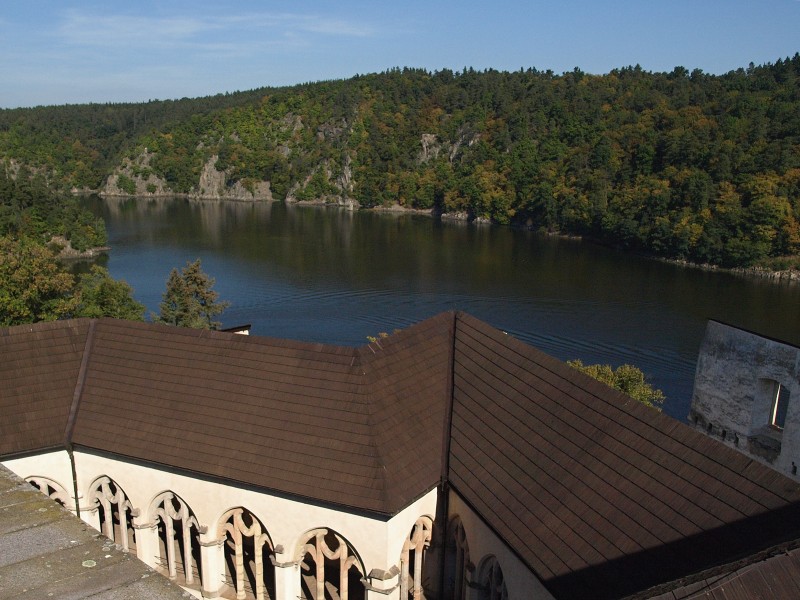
[80,196,800,421]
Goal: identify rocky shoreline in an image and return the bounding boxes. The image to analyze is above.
[76,191,800,284]
[48,236,109,260]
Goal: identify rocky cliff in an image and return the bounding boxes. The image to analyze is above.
[102,151,273,201]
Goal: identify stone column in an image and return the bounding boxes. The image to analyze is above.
[463,565,479,600]
[133,519,160,569]
[78,500,102,531]
[271,547,302,600]
[199,532,226,599]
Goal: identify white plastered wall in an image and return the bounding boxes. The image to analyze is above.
[449,490,555,600]
[386,487,438,562]
[2,450,76,511]
[69,450,438,599]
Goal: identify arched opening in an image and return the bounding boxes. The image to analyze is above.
[151,491,204,590]
[476,556,508,600]
[218,507,276,600]
[88,476,137,553]
[25,476,70,507]
[400,516,433,599]
[443,517,470,600]
[298,528,366,600]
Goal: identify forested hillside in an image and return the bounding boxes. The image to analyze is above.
[0,166,106,252]
[1,56,799,268]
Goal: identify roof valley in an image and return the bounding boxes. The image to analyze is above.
[63,318,97,446]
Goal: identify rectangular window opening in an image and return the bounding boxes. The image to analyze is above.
[770,382,790,430]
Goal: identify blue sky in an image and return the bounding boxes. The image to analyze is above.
[0,0,798,108]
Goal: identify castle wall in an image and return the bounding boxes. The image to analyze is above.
[689,320,800,481]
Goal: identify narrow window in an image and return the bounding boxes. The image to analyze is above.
[400,516,433,599]
[771,382,790,430]
[219,507,275,600]
[152,492,203,589]
[298,528,365,600]
[477,556,508,600]
[89,476,136,553]
[444,517,470,600]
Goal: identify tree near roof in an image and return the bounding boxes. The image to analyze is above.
[154,259,229,330]
[74,265,145,321]
[0,236,78,326]
[567,359,665,411]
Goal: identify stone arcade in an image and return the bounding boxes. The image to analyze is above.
[2,312,800,599]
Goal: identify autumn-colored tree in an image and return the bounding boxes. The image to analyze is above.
[0,236,78,326]
[568,359,665,411]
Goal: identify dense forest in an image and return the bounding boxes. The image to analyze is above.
[1,56,799,268]
[0,166,106,252]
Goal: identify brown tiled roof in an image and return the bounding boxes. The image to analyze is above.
[0,319,91,456]
[448,312,800,600]
[357,311,453,511]
[3,313,800,600]
[643,545,800,599]
[69,316,452,515]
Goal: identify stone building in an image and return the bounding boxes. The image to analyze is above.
[3,313,800,599]
[689,320,799,482]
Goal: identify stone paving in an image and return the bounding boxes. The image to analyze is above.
[0,464,191,599]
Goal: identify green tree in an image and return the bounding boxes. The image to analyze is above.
[567,359,665,411]
[0,236,78,326]
[154,259,230,329]
[74,265,145,320]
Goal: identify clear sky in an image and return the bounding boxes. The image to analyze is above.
[0,0,798,108]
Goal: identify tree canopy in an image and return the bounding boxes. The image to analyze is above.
[154,259,229,329]
[0,236,77,326]
[73,265,145,320]
[0,235,146,326]
[0,164,106,251]
[568,359,666,410]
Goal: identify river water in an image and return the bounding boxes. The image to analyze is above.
[79,196,800,421]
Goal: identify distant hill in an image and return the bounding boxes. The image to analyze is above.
[1,57,799,268]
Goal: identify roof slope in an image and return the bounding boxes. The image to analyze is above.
[448,313,800,600]
[66,317,451,515]
[0,319,90,456]
[72,318,385,511]
[4,313,800,599]
[645,546,800,600]
[358,311,453,512]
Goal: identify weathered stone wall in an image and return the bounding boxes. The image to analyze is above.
[689,320,800,481]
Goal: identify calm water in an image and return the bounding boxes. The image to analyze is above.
[79,196,800,421]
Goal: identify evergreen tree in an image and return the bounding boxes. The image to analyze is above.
[155,259,229,329]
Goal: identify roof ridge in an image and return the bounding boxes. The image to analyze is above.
[355,343,392,509]
[63,318,97,445]
[356,311,457,511]
[439,311,459,487]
